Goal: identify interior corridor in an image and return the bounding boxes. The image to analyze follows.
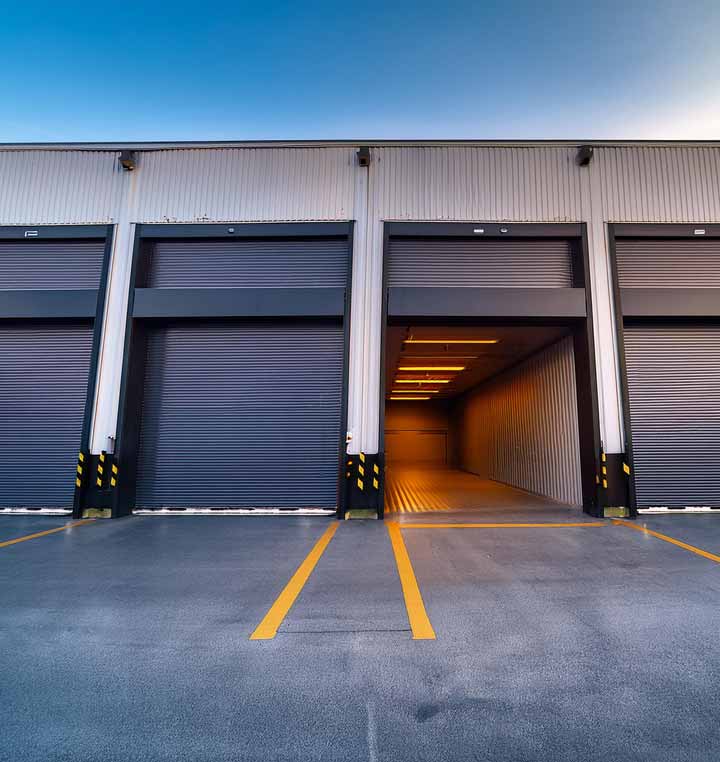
[384,465,577,516]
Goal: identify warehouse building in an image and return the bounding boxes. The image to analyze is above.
[0,140,718,519]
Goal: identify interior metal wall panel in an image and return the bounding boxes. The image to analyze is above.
[387,238,574,288]
[135,322,344,509]
[616,238,720,288]
[0,241,105,290]
[623,325,720,508]
[0,323,94,508]
[455,337,582,505]
[148,239,349,288]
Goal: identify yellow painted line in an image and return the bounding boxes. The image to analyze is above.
[250,522,339,640]
[613,519,720,564]
[387,521,436,640]
[0,520,95,549]
[400,522,607,529]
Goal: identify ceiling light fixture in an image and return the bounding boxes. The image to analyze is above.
[392,389,440,394]
[398,366,465,371]
[404,339,499,344]
[389,396,431,401]
[396,379,451,384]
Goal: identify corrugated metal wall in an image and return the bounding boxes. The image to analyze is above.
[454,337,582,505]
[1,142,720,459]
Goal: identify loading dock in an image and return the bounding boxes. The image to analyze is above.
[380,223,601,517]
[0,226,111,513]
[610,224,720,513]
[104,223,353,517]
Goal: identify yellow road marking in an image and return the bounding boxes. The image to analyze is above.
[613,519,720,564]
[250,522,339,640]
[0,520,95,549]
[387,521,436,640]
[400,522,607,529]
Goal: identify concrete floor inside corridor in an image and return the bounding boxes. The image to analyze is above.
[384,464,580,517]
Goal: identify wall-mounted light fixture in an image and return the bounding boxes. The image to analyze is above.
[357,146,371,167]
[119,150,137,171]
[576,145,594,166]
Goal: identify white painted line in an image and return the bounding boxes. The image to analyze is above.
[638,507,720,514]
[0,508,72,515]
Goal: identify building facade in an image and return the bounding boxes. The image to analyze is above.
[1,140,719,518]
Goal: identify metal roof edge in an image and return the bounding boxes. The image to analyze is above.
[0,138,718,151]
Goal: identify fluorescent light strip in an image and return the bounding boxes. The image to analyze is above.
[401,355,478,360]
[389,396,431,401]
[404,339,499,344]
[392,389,440,393]
[396,379,450,384]
[398,366,465,371]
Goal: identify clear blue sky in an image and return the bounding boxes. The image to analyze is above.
[1,0,718,142]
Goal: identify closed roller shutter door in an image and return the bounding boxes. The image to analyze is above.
[0,241,105,289]
[149,240,348,288]
[616,239,720,288]
[624,325,720,508]
[0,323,94,508]
[387,238,573,287]
[136,322,344,509]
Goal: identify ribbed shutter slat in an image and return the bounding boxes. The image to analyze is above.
[624,325,720,508]
[0,323,93,508]
[135,322,344,509]
[387,238,573,288]
[616,239,720,288]
[0,241,105,289]
[149,240,348,288]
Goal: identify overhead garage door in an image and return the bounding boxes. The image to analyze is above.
[0,237,106,510]
[135,322,344,509]
[0,324,95,508]
[623,326,720,509]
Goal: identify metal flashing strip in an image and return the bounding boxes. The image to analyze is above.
[137,222,353,240]
[387,286,586,318]
[132,287,345,318]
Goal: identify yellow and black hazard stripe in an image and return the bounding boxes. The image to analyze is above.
[75,452,85,489]
[96,451,106,488]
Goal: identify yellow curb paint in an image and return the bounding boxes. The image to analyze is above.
[250,522,339,640]
[399,522,607,529]
[0,520,95,549]
[387,521,436,640]
[613,519,720,564]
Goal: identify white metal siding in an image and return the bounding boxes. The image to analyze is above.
[0,150,124,224]
[134,148,355,223]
